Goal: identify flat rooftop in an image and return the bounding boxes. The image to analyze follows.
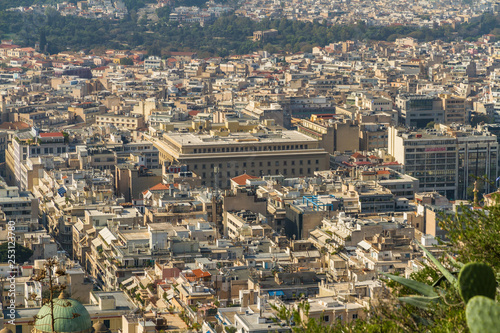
[164,130,318,146]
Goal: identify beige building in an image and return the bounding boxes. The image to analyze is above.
[299,296,366,326]
[223,210,272,240]
[297,117,359,154]
[96,114,145,130]
[115,164,162,202]
[68,102,106,124]
[151,130,329,188]
[440,94,466,125]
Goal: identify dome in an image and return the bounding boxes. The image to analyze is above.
[93,321,110,333]
[34,295,92,333]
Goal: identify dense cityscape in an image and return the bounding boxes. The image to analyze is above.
[0,0,499,333]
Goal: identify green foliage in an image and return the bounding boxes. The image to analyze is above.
[119,58,134,66]
[224,327,236,333]
[122,0,156,12]
[439,202,500,269]
[381,273,438,297]
[0,242,33,263]
[2,10,500,57]
[458,262,497,303]
[466,296,500,333]
[416,240,457,286]
[471,114,494,127]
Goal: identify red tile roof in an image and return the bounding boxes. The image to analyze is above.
[231,173,258,186]
[149,183,171,191]
[40,132,63,137]
[351,152,366,158]
[192,269,211,278]
[377,170,390,175]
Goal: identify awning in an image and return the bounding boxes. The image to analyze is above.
[268,290,284,296]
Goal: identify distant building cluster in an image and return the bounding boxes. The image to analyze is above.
[9,0,129,20]
[2,9,500,333]
[235,0,497,27]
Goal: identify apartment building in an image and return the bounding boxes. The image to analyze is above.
[223,210,271,239]
[5,129,68,188]
[95,114,145,130]
[440,94,466,125]
[152,130,329,188]
[69,101,106,124]
[0,176,38,226]
[297,117,359,154]
[396,94,444,128]
[388,125,499,199]
[388,127,458,198]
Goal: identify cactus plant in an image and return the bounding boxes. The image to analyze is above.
[466,296,500,333]
[458,262,497,303]
[382,241,498,312]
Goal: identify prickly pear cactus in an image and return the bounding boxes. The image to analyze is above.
[458,262,496,303]
[466,296,500,333]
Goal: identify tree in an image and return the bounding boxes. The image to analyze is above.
[0,242,33,263]
[425,121,435,129]
[439,199,500,268]
[470,113,494,127]
[119,58,134,66]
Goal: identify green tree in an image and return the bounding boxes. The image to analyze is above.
[439,200,500,268]
[119,58,134,66]
[0,242,33,263]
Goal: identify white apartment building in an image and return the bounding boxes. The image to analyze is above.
[388,126,498,199]
[0,176,39,227]
[5,128,68,188]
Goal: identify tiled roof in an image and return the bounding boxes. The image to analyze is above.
[231,173,258,186]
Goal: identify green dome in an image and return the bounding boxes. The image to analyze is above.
[34,297,92,333]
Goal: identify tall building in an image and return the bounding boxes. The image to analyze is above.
[151,129,329,188]
[440,94,466,125]
[388,126,498,199]
[5,128,68,188]
[456,130,498,199]
[0,176,39,229]
[297,116,359,154]
[396,94,443,128]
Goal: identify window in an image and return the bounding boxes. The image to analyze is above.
[323,315,330,323]
[104,320,111,328]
